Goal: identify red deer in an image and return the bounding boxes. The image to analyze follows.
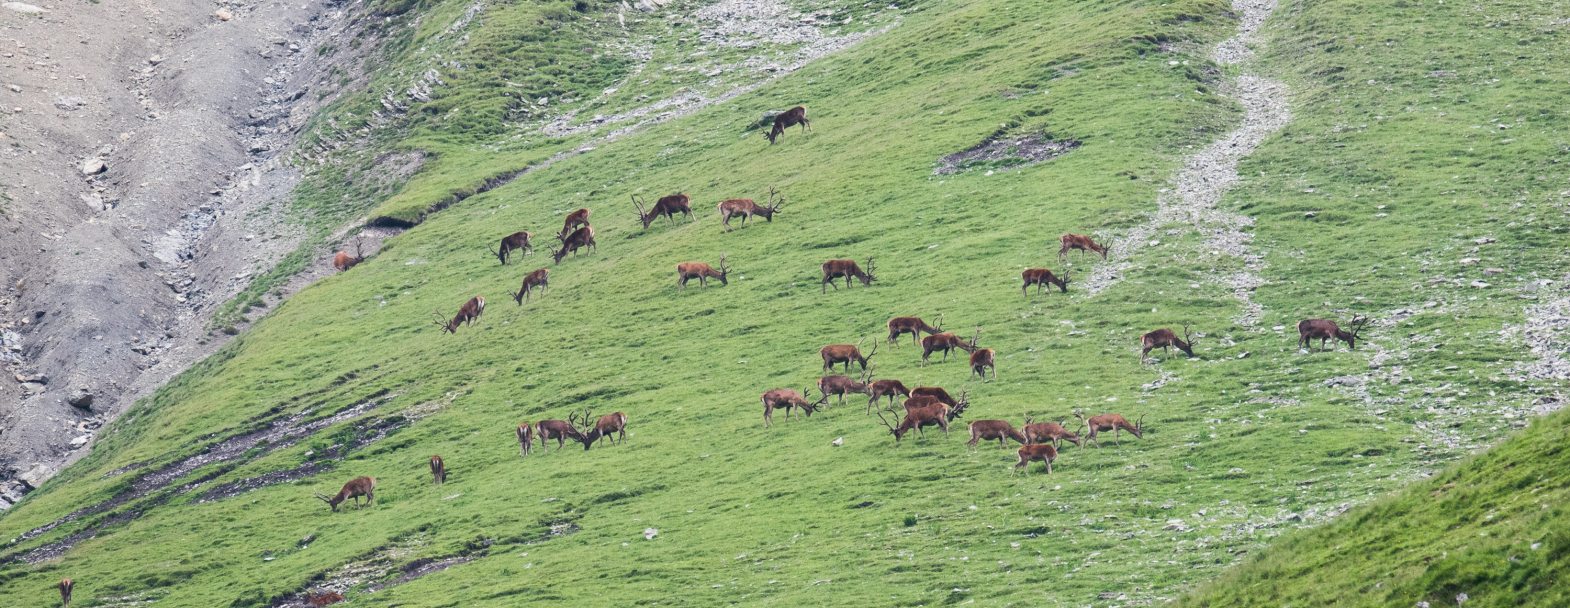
[516,422,534,457]
[910,386,967,410]
[633,193,694,228]
[332,239,366,272]
[967,420,1026,449]
[535,418,586,451]
[1014,444,1058,475]
[717,187,784,231]
[876,402,955,441]
[575,409,629,449]
[1298,316,1369,351]
[490,231,533,265]
[1058,233,1109,261]
[818,370,872,406]
[59,578,73,608]
[765,105,810,144]
[820,257,876,293]
[821,339,877,373]
[1023,417,1084,448]
[1021,268,1070,297]
[429,455,446,485]
[921,330,976,364]
[866,378,911,413]
[677,255,730,289]
[1140,326,1196,362]
[315,476,376,511]
[553,226,596,264]
[306,591,346,606]
[559,208,591,240]
[887,314,943,346]
[432,295,485,334]
[968,328,995,380]
[761,387,826,427]
[1077,411,1144,448]
[513,268,550,304]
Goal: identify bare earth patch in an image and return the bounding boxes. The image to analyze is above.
[933,134,1081,175]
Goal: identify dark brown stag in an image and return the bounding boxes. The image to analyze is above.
[513,268,550,304]
[909,386,967,410]
[575,409,629,449]
[516,422,534,457]
[634,193,694,228]
[535,418,586,451]
[866,378,911,412]
[491,231,533,264]
[876,401,960,442]
[432,295,485,334]
[765,105,810,144]
[921,329,977,365]
[332,239,366,272]
[1140,326,1196,362]
[429,455,446,485]
[1014,444,1058,475]
[1021,268,1070,297]
[819,369,872,406]
[315,476,376,511]
[969,327,995,380]
[1077,411,1144,448]
[1298,316,1369,351]
[1058,233,1109,261]
[967,420,1027,449]
[677,255,730,289]
[761,387,826,427]
[820,257,876,293]
[59,578,73,608]
[821,339,877,373]
[887,313,943,346]
[1023,416,1084,448]
[559,208,591,240]
[717,187,784,231]
[553,226,596,264]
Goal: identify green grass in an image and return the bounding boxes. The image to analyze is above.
[1,0,1567,605]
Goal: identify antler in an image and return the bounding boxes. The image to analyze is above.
[354,238,365,258]
[1183,324,1195,345]
[875,405,903,433]
[970,325,982,349]
[431,310,450,329]
[314,492,333,504]
[631,194,647,217]
[864,339,879,361]
[767,186,782,210]
[951,390,970,418]
[1349,315,1371,337]
[864,256,876,277]
[1137,413,1146,431]
[718,254,730,274]
[934,312,945,332]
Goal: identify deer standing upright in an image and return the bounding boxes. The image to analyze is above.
[1077,411,1144,448]
[761,388,826,427]
[677,255,730,289]
[535,418,585,451]
[921,331,976,364]
[634,193,694,228]
[887,314,942,346]
[559,208,591,240]
[516,422,534,457]
[59,578,73,608]
[429,455,446,485]
[1014,444,1058,475]
[1021,268,1070,297]
[717,188,784,231]
[820,258,875,293]
[1023,417,1084,448]
[968,327,995,380]
[819,369,872,406]
[866,378,911,413]
[1298,316,1369,351]
[821,339,877,373]
[1140,326,1196,362]
[967,420,1026,449]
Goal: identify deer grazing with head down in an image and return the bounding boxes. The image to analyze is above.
[490,231,533,264]
[820,257,875,293]
[332,239,366,272]
[821,338,877,373]
[1140,326,1196,362]
[968,327,996,380]
[1298,316,1369,351]
[516,422,534,457]
[677,255,730,289]
[553,226,596,264]
[432,295,485,334]
[1023,416,1084,448]
[1076,411,1144,448]
[1059,233,1109,261]
[634,193,694,228]
[1021,268,1070,297]
[717,188,784,231]
[1014,444,1058,475]
[765,105,810,144]
[921,329,977,365]
[315,476,376,511]
[866,377,911,413]
[819,368,872,406]
[534,417,585,452]
[967,419,1027,449]
[877,398,964,442]
[513,268,550,304]
[887,314,943,346]
[429,455,446,485]
[572,409,628,449]
[761,387,827,427]
[59,578,73,608]
[559,208,591,240]
[909,386,967,410]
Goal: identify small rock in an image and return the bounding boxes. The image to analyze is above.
[831,437,843,447]
[1303,211,1318,218]
[1474,236,1495,245]
[20,382,44,394]
[81,158,107,175]
[67,390,93,410]
[1458,257,1479,266]
[2,2,47,14]
[53,96,86,111]
[70,436,89,448]
[1236,351,1250,359]
[1469,280,1489,289]
[18,464,52,489]
[214,8,232,20]
[5,84,19,93]
[643,528,659,540]
[1482,267,1504,276]
[148,54,164,65]
[1163,519,1190,531]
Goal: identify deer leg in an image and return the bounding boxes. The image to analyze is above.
[1045,460,1053,475]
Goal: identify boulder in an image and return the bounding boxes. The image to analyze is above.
[1,2,47,14]
[81,158,107,175]
[67,389,93,410]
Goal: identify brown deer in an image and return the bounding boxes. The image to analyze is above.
[876,402,955,441]
[535,418,586,451]
[1023,417,1084,448]
[516,422,534,457]
[1298,316,1370,351]
[819,370,872,406]
[821,339,877,373]
[866,378,911,413]
[765,105,810,144]
[1077,411,1144,448]
[1140,326,1196,362]
[332,239,366,272]
[820,257,876,293]
[910,386,966,410]
[1058,233,1109,261]
[577,409,629,448]
[315,476,376,511]
[490,231,533,264]
[677,255,730,289]
[59,578,73,608]
[717,187,784,231]
[553,226,596,264]
[967,420,1027,449]
[1014,444,1058,475]
[634,193,694,228]
[968,327,995,380]
[306,591,346,606]
[921,329,977,364]
[429,455,446,485]
[432,295,486,334]
[887,314,943,346]
[1021,268,1070,297]
[513,268,550,304]
[761,387,826,427]
[559,208,591,240]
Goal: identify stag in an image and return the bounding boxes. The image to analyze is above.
[535,418,585,451]
[516,422,534,457]
[576,409,629,449]
[821,339,877,373]
[59,578,73,608]
[866,378,911,413]
[717,188,784,231]
[677,255,730,289]
[553,226,596,264]
[1298,316,1369,351]
[1021,268,1070,297]
[761,387,826,427]
[432,295,485,334]
[765,105,810,144]
[887,314,943,346]
[490,231,533,265]
[1140,326,1196,362]
[1014,444,1058,475]
[315,476,376,511]
[513,268,550,304]
[820,257,876,293]
[909,386,967,410]
[332,239,366,272]
[634,193,694,228]
[559,208,591,240]
[921,329,977,365]
[876,402,955,441]
[429,455,446,485]
[819,370,872,406]
[969,327,995,380]
[1058,233,1109,261]
[1023,417,1084,448]
[967,420,1027,449]
[1077,411,1144,448]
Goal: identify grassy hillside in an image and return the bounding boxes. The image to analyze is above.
[0,0,1566,605]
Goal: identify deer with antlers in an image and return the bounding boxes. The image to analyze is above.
[1140,326,1196,362]
[877,399,963,442]
[490,231,534,265]
[969,327,996,380]
[821,339,877,373]
[634,193,694,228]
[1014,444,1059,475]
[572,409,629,449]
[315,476,376,512]
[1021,268,1070,297]
[887,314,943,346]
[765,105,810,144]
[921,328,977,365]
[866,377,911,413]
[535,418,586,452]
[559,208,591,240]
[761,387,827,427]
[717,188,784,231]
[1058,233,1109,261]
[1298,316,1369,351]
[429,455,446,485]
[819,369,872,406]
[59,578,73,608]
[909,386,967,410]
[1023,416,1084,448]
[516,422,534,457]
[967,420,1027,449]
[553,226,596,264]
[432,295,485,334]
[332,239,367,272]
[1077,411,1144,448]
[820,257,876,293]
[513,268,550,304]
[677,255,730,289]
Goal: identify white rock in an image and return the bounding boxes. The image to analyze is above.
[81,158,106,175]
[70,435,89,448]
[214,8,232,20]
[2,2,47,14]
[830,437,843,447]
[643,528,658,540]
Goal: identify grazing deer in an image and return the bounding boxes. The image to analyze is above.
[429,455,446,485]
[968,327,995,380]
[967,420,1027,449]
[910,386,966,410]
[866,378,911,413]
[1298,316,1369,351]
[575,409,628,448]
[921,329,977,364]
[553,226,596,264]
[535,418,585,451]
[1014,444,1058,475]
[761,387,826,427]
[1058,233,1108,261]
[1077,411,1144,448]
[633,193,694,228]
[765,105,810,144]
[1023,417,1084,448]
[887,314,943,346]
[876,402,956,441]
[315,476,376,512]
[516,422,534,457]
[432,295,486,334]
[332,239,366,272]
[821,339,877,373]
[513,268,550,304]
[559,208,591,240]
[59,578,73,608]
[1021,268,1070,297]
[306,591,346,606]
[819,370,872,406]
[717,187,784,231]
[491,231,533,265]
[677,255,730,289]
[1140,326,1196,362]
[820,257,876,293]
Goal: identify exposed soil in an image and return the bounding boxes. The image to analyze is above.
[934,134,1080,175]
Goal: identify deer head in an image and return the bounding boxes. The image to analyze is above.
[633,194,656,228]
[875,405,905,439]
[430,310,455,334]
[863,257,877,283]
[762,187,784,217]
[717,254,731,285]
